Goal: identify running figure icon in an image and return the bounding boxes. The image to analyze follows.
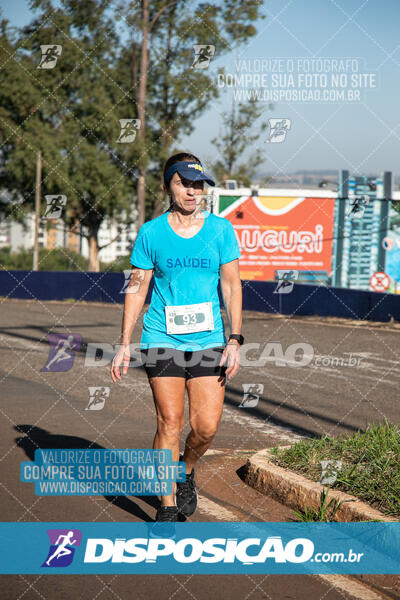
[41,333,81,372]
[45,531,77,566]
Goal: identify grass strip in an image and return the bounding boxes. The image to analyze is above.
[269,420,400,518]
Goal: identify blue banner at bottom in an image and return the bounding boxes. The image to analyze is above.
[0,522,399,574]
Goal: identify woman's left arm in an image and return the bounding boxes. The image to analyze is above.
[219,258,242,379]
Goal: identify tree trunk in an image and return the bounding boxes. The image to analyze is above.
[137,171,146,227]
[136,0,149,228]
[88,233,100,272]
[152,187,166,218]
[131,41,138,101]
[151,6,176,220]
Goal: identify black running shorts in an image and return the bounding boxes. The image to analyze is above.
[140,346,227,380]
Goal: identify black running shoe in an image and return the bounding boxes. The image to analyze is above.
[176,455,198,517]
[150,506,179,538]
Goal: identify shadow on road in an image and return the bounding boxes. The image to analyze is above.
[223,385,362,438]
[14,424,159,522]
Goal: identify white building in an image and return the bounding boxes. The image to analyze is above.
[0,207,138,264]
[97,213,137,263]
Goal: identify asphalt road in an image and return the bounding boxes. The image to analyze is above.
[1,298,399,600]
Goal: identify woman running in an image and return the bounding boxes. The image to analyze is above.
[111,152,243,525]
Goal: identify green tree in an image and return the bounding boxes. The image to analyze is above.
[0,246,89,271]
[0,2,136,271]
[392,204,400,222]
[211,97,271,187]
[0,0,265,273]
[115,0,266,218]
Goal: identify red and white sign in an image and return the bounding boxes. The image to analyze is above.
[370,271,390,292]
[220,195,335,281]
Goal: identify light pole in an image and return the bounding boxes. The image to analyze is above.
[33,150,42,271]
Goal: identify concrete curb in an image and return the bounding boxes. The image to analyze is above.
[245,448,398,523]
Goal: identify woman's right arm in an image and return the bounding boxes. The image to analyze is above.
[110,266,153,383]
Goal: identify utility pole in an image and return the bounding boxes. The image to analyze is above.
[33,150,42,271]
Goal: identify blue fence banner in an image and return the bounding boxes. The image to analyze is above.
[1,270,399,322]
[20,449,186,496]
[0,522,399,574]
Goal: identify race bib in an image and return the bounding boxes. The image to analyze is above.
[165,302,214,334]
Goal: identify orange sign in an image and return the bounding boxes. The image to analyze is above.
[220,196,335,281]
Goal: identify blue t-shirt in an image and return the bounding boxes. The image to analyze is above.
[129,209,241,350]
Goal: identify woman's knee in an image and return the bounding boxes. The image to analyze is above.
[190,422,218,443]
[156,414,184,438]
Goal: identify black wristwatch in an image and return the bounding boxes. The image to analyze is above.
[228,334,244,346]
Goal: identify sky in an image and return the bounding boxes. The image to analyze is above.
[1,0,400,180]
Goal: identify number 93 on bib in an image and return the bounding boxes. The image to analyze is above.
[165,302,214,334]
